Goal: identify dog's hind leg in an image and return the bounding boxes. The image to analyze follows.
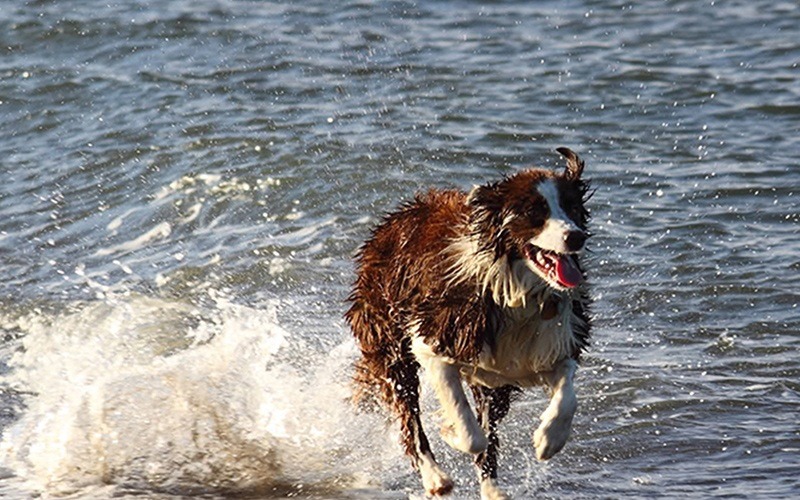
[533,357,578,461]
[387,357,454,496]
[411,337,488,456]
[472,385,515,500]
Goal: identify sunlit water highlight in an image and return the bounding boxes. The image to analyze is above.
[1,0,798,498]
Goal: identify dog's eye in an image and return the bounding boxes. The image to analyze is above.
[561,200,586,225]
[557,190,578,211]
[527,206,547,228]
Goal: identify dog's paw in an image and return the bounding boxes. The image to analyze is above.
[425,476,455,497]
[422,467,454,497]
[419,454,454,497]
[533,401,575,461]
[480,478,511,500]
[441,422,488,455]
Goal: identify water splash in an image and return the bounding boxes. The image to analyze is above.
[0,294,397,497]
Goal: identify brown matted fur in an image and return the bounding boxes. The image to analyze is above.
[346,147,593,496]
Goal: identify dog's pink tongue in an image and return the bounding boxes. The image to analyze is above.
[556,255,583,288]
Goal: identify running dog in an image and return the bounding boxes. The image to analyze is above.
[346,148,593,499]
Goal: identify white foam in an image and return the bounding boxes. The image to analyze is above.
[0,294,397,496]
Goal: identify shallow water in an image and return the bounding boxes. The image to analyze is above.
[1,0,798,498]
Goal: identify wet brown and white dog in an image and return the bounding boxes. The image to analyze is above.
[346,148,592,499]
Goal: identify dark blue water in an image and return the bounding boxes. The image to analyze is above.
[1,1,798,498]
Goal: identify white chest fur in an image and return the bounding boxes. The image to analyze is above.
[460,294,579,388]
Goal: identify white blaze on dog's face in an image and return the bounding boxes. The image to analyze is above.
[530,180,582,254]
[521,178,587,290]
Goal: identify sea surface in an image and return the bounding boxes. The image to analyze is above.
[1,1,798,498]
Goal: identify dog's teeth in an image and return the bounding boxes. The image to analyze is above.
[537,253,550,269]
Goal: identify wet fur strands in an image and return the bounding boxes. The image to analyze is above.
[346,148,594,499]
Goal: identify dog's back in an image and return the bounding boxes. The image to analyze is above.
[346,189,489,406]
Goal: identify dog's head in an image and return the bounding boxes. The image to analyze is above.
[468,148,591,292]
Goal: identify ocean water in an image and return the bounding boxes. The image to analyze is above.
[1,0,798,498]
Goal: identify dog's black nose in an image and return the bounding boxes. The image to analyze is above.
[564,230,587,252]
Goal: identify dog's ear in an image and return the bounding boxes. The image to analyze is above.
[557,147,585,180]
[467,182,510,257]
[468,182,507,229]
[467,183,503,213]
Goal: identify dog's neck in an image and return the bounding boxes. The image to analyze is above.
[445,232,556,309]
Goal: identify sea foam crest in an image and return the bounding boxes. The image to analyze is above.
[0,293,396,496]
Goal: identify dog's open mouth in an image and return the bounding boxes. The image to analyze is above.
[523,244,583,289]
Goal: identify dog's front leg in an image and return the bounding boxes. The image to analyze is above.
[533,357,578,460]
[412,337,488,455]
